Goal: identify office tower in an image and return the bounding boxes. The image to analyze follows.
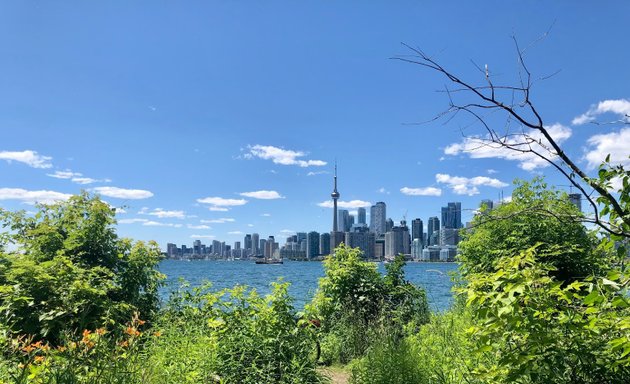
[349,214,355,229]
[384,222,410,257]
[427,217,440,246]
[411,239,423,260]
[307,231,320,259]
[441,202,462,229]
[480,199,494,211]
[264,236,275,258]
[193,240,201,255]
[412,218,423,244]
[212,240,221,256]
[330,163,345,251]
[370,202,386,236]
[439,228,460,246]
[338,209,350,232]
[166,243,177,258]
[357,207,366,224]
[259,239,267,256]
[386,218,394,233]
[345,229,375,259]
[568,193,582,212]
[319,232,331,256]
[252,233,260,256]
[244,234,252,255]
[234,241,241,250]
[296,232,307,244]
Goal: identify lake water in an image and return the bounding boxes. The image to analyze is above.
[159,260,460,312]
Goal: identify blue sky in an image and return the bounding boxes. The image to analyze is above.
[1,1,629,249]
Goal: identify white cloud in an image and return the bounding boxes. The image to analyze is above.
[400,187,442,196]
[0,150,52,169]
[444,123,572,171]
[145,208,186,219]
[187,224,211,229]
[377,187,390,194]
[435,173,509,196]
[245,145,327,167]
[572,99,630,125]
[190,234,215,239]
[228,231,244,235]
[261,213,271,217]
[280,229,295,234]
[239,190,284,199]
[142,221,182,227]
[317,199,372,209]
[584,127,630,169]
[487,169,498,174]
[247,224,254,227]
[118,218,149,224]
[0,188,71,204]
[307,171,330,176]
[201,218,236,224]
[93,186,154,199]
[197,196,247,211]
[47,170,109,185]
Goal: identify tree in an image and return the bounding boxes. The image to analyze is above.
[394,38,630,241]
[0,193,164,343]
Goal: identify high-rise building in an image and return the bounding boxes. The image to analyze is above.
[252,233,260,256]
[386,218,394,233]
[427,217,440,246]
[411,239,423,260]
[384,222,410,257]
[370,202,386,236]
[259,239,267,257]
[234,241,241,250]
[338,209,350,232]
[319,232,331,256]
[480,199,494,211]
[441,202,462,229]
[244,234,252,255]
[439,228,460,246]
[568,193,582,212]
[412,218,424,248]
[307,231,320,259]
[193,240,202,255]
[345,229,375,259]
[357,207,366,225]
[212,240,221,256]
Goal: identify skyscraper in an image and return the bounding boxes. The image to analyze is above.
[319,232,331,256]
[357,207,366,225]
[338,209,350,232]
[568,193,582,212]
[427,217,440,246]
[252,233,260,256]
[307,231,320,259]
[441,202,462,229]
[370,202,386,236]
[412,218,423,247]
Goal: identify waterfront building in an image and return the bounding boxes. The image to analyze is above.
[259,239,267,257]
[167,243,178,258]
[480,199,494,211]
[411,238,423,260]
[212,240,221,256]
[244,234,252,255]
[345,228,375,259]
[374,238,385,260]
[384,222,410,258]
[338,209,350,232]
[439,228,460,246]
[252,233,259,256]
[307,231,320,259]
[369,202,386,236]
[427,217,440,246]
[296,232,307,245]
[412,218,424,248]
[423,246,442,262]
[319,232,331,255]
[386,218,394,233]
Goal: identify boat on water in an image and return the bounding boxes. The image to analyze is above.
[255,258,283,265]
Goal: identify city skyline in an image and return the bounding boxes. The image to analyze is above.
[1,3,628,248]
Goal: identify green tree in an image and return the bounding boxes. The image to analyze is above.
[0,193,164,343]
[459,178,609,283]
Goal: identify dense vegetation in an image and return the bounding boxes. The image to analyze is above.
[1,175,629,383]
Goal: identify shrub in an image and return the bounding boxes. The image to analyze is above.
[0,193,164,344]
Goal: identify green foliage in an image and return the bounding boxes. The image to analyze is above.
[0,193,164,343]
[459,178,608,283]
[308,244,429,364]
[465,246,630,383]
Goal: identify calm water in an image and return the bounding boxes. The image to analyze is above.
[158,260,459,311]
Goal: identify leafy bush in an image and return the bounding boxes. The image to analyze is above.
[309,244,429,364]
[0,194,163,343]
[459,178,608,283]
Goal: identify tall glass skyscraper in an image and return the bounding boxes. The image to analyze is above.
[370,202,386,236]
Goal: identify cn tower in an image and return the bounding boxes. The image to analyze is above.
[331,162,340,232]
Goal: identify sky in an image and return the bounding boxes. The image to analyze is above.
[1,1,629,250]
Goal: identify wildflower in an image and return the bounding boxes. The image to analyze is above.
[137,319,146,326]
[119,340,129,348]
[82,329,91,338]
[57,346,67,352]
[153,331,162,337]
[18,363,25,369]
[95,328,106,336]
[34,356,45,364]
[125,327,140,337]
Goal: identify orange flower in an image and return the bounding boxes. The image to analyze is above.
[57,346,67,352]
[153,331,162,337]
[82,329,91,338]
[125,327,140,337]
[137,319,146,326]
[34,356,45,364]
[95,328,106,336]
[119,340,129,348]
[21,345,35,353]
